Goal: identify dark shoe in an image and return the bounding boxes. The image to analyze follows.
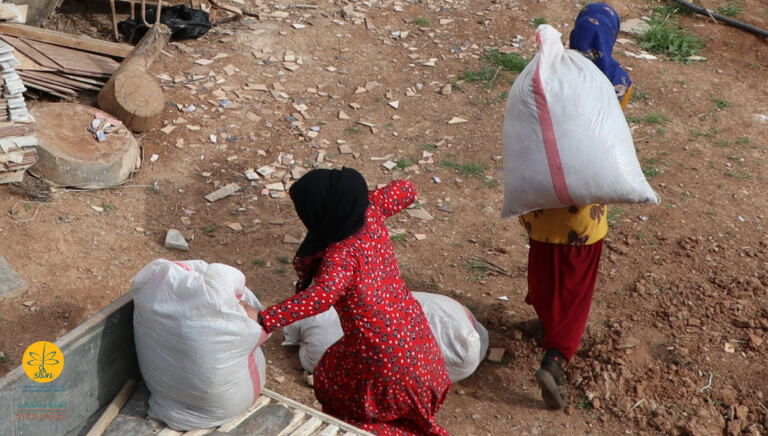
[535,349,566,410]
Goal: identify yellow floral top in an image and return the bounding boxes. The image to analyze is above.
[519,85,632,246]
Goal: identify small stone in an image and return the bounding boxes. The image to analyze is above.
[305,373,314,387]
[487,347,505,363]
[448,117,467,124]
[382,160,397,171]
[227,222,243,232]
[22,300,35,307]
[283,234,301,244]
[440,84,452,95]
[388,100,399,110]
[274,376,286,383]
[339,144,353,154]
[414,234,427,240]
[615,335,641,349]
[165,229,190,251]
[204,183,241,202]
[405,208,433,221]
[244,170,260,181]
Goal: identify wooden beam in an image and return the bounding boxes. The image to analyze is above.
[85,379,136,436]
[0,23,132,58]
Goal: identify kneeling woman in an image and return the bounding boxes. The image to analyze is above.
[243,168,451,436]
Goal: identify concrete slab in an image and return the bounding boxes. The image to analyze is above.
[31,103,141,189]
[0,254,25,297]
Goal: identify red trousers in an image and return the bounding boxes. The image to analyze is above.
[526,239,603,361]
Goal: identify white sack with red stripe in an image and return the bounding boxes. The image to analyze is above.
[282,292,489,382]
[132,259,267,431]
[501,25,659,218]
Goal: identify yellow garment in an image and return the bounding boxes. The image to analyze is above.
[519,85,632,246]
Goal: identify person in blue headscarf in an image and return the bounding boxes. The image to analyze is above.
[521,3,634,411]
[570,3,634,108]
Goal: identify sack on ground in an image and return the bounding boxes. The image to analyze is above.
[132,259,267,430]
[501,24,659,218]
[282,291,488,382]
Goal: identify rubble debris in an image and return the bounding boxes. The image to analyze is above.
[165,229,190,251]
[0,41,36,184]
[204,183,241,202]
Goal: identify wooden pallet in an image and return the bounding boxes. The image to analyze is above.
[102,383,373,436]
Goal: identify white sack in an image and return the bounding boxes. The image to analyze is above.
[501,25,659,218]
[282,292,489,382]
[132,259,267,430]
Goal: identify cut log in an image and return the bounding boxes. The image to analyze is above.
[31,103,141,188]
[97,24,170,132]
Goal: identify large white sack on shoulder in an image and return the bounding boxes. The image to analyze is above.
[501,25,659,218]
[413,292,489,382]
[132,259,267,431]
[282,307,343,374]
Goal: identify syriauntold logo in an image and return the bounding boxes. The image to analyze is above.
[22,341,63,383]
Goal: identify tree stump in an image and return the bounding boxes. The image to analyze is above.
[97,24,171,132]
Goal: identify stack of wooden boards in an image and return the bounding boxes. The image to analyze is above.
[0,39,36,184]
[0,23,132,99]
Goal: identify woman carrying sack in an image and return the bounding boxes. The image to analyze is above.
[520,3,634,410]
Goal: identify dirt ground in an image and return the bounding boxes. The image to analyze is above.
[1,0,768,435]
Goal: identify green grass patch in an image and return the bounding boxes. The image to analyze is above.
[202,225,217,235]
[643,158,660,179]
[531,17,547,27]
[420,143,438,151]
[628,111,668,125]
[737,136,750,144]
[344,126,362,135]
[277,256,291,265]
[636,11,704,62]
[630,89,648,102]
[717,1,742,16]
[715,140,732,148]
[484,50,529,74]
[712,97,730,110]
[441,160,487,177]
[413,17,431,27]
[101,202,117,213]
[390,233,407,242]
[253,258,266,267]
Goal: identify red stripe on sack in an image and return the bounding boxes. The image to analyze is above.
[174,262,191,271]
[247,347,262,404]
[462,305,478,331]
[532,61,574,206]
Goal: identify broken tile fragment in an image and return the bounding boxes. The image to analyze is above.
[204,183,241,202]
[165,229,190,251]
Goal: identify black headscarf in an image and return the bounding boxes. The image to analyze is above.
[289,167,370,257]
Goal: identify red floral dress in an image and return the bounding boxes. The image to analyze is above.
[259,180,451,436]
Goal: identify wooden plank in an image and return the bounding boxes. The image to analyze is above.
[16,78,73,99]
[274,410,307,436]
[316,425,340,436]
[23,38,119,75]
[287,417,323,436]
[0,23,132,58]
[17,74,77,97]
[20,70,102,91]
[85,379,136,436]
[0,35,60,70]
[61,73,108,87]
[216,395,271,432]
[261,389,374,435]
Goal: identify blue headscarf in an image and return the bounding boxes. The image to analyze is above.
[569,3,632,100]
